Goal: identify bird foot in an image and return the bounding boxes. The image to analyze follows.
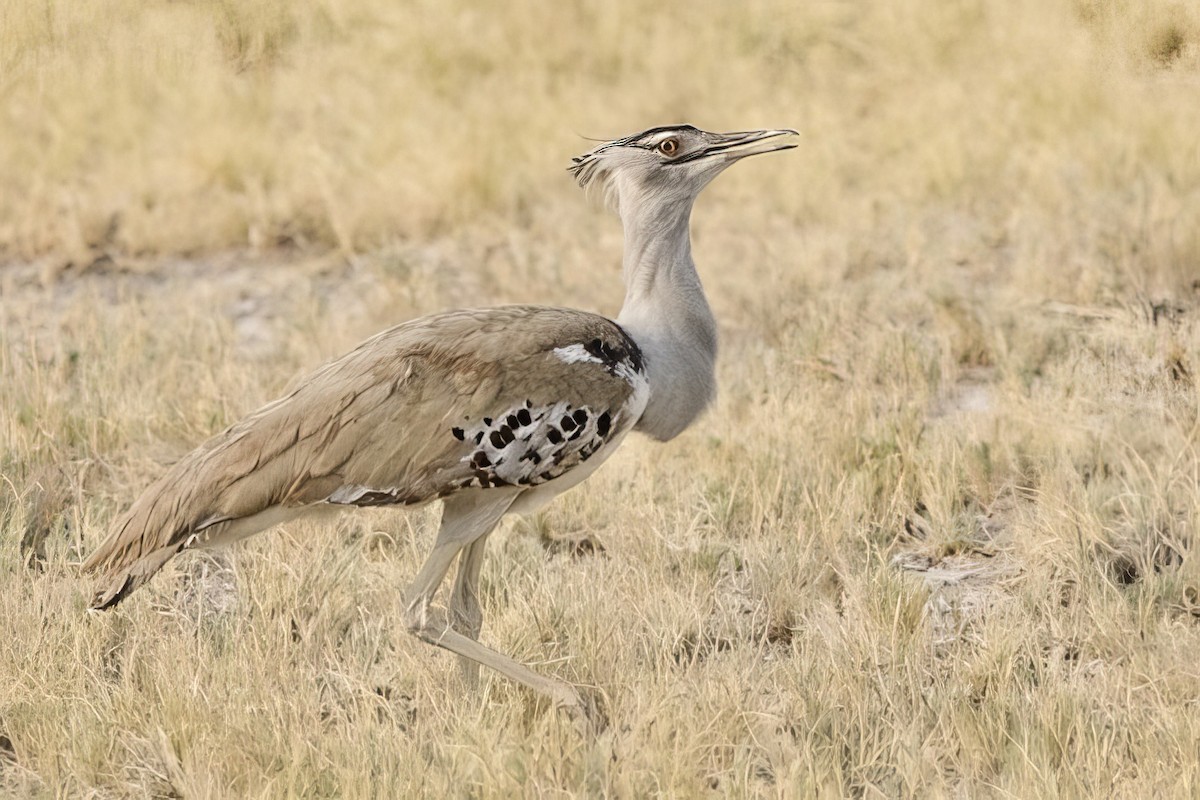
[558,684,609,735]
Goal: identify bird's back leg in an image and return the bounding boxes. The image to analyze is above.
[403,489,583,713]
[449,534,489,687]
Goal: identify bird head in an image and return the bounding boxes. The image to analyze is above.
[569,124,798,216]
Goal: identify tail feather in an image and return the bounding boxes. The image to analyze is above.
[82,454,304,609]
[81,459,219,610]
[86,542,185,610]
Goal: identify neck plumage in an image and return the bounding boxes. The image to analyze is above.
[615,197,718,442]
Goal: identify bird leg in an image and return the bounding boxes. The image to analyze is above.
[402,491,584,715]
[448,534,489,687]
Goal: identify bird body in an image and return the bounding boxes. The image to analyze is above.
[83,306,647,606]
[84,124,797,718]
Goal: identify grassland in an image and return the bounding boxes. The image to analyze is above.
[3,0,1200,795]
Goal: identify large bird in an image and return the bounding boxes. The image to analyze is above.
[83,124,797,717]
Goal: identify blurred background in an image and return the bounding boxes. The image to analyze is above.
[2,0,1197,296]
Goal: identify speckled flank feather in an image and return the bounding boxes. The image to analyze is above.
[83,305,646,609]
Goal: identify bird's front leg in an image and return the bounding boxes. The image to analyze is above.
[403,491,586,721]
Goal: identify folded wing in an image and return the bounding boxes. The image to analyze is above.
[83,305,647,608]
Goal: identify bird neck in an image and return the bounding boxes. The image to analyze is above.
[615,199,718,442]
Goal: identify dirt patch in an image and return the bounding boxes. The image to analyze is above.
[930,366,995,421]
[893,549,1021,648]
[894,485,1026,648]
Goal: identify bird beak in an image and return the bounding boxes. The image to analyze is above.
[673,128,800,165]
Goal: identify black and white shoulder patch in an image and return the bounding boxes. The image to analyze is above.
[551,336,644,381]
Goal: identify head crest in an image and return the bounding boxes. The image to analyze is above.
[568,144,622,212]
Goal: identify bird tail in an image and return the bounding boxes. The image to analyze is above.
[84,542,185,610]
[81,469,207,610]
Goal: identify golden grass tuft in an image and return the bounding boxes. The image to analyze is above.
[3,0,1200,795]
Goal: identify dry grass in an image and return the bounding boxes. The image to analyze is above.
[3,0,1200,795]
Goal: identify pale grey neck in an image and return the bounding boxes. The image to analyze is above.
[615,199,719,442]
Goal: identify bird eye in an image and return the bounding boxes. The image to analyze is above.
[658,138,679,156]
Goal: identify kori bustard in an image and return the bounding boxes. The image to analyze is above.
[84,125,797,717]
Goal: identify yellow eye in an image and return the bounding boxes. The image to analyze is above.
[658,138,679,156]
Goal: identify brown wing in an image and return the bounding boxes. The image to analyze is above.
[83,306,647,608]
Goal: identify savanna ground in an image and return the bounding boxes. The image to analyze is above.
[3,0,1200,796]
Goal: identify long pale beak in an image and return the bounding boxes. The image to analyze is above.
[672,128,800,165]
